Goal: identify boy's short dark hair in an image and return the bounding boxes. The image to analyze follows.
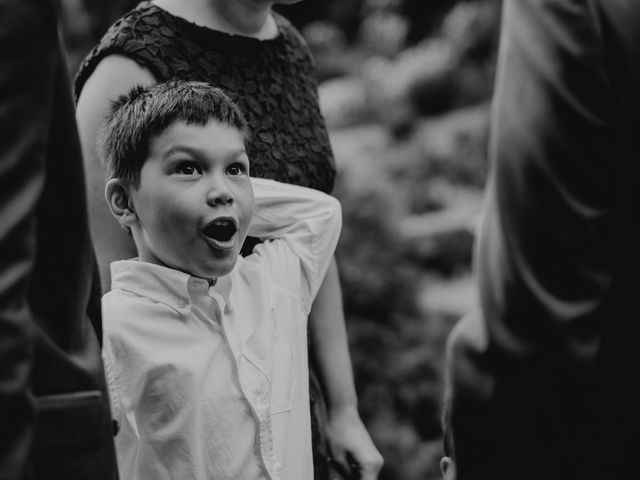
[99,80,249,187]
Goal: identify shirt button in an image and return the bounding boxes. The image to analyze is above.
[177,298,187,308]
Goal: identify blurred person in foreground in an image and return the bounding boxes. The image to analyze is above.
[74,2,382,477]
[0,0,118,479]
[448,1,640,479]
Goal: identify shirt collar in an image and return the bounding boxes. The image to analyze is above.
[110,260,232,314]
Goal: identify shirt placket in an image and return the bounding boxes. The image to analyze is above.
[209,290,280,480]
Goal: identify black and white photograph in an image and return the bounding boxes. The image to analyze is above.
[1,1,638,479]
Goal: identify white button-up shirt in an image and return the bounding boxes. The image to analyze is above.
[102,179,341,480]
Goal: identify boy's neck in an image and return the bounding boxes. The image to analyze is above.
[134,246,219,287]
[152,0,277,39]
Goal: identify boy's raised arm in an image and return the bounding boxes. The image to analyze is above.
[248,178,342,312]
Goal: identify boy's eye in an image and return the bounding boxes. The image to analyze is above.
[176,162,202,175]
[227,163,247,176]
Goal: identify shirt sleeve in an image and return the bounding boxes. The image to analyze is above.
[478,0,611,365]
[248,178,342,313]
[101,345,123,425]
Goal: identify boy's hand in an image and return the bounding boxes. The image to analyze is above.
[326,404,383,480]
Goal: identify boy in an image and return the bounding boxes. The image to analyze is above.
[99,81,341,480]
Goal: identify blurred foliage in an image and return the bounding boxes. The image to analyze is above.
[388,104,490,212]
[334,176,452,479]
[62,0,140,72]
[312,3,496,478]
[60,1,500,478]
[316,1,501,129]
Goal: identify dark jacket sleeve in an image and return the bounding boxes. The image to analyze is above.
[453,1,612,478]
[0,0,60,477]
[480,0,612,362]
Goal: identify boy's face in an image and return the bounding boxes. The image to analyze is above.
[127,119,253,279]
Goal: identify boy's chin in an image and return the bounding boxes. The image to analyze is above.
[198,258,237,279]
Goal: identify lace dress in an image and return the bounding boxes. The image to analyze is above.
[75,1,335,193]
[75,3,336,478]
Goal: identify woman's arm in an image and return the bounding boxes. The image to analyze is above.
[76,55,156,292]
[310,261,384,480]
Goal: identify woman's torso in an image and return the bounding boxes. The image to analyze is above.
[75,1,335,193]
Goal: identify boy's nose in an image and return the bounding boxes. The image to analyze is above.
[206,182,234,207]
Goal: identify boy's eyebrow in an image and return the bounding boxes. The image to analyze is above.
[162,145,248,161]
[162,145,205,158]
[232,150,250,164]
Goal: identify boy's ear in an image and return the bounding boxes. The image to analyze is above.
[105,178,138,229]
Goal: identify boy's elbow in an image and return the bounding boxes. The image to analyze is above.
[326,196,342,233]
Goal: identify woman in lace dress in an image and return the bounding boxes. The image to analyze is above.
[75,1,383,479]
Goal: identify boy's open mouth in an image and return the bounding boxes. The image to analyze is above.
[202,217,238,244]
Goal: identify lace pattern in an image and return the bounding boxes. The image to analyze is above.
[75,1,335,194]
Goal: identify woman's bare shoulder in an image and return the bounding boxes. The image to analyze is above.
[77,54,156,110]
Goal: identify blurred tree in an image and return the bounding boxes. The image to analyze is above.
[276,0,365,43]
[274,1,332,29]
[333,173,455,478]
[61,0,139,74]
[82,0,140,38]
[398,0,453,44]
